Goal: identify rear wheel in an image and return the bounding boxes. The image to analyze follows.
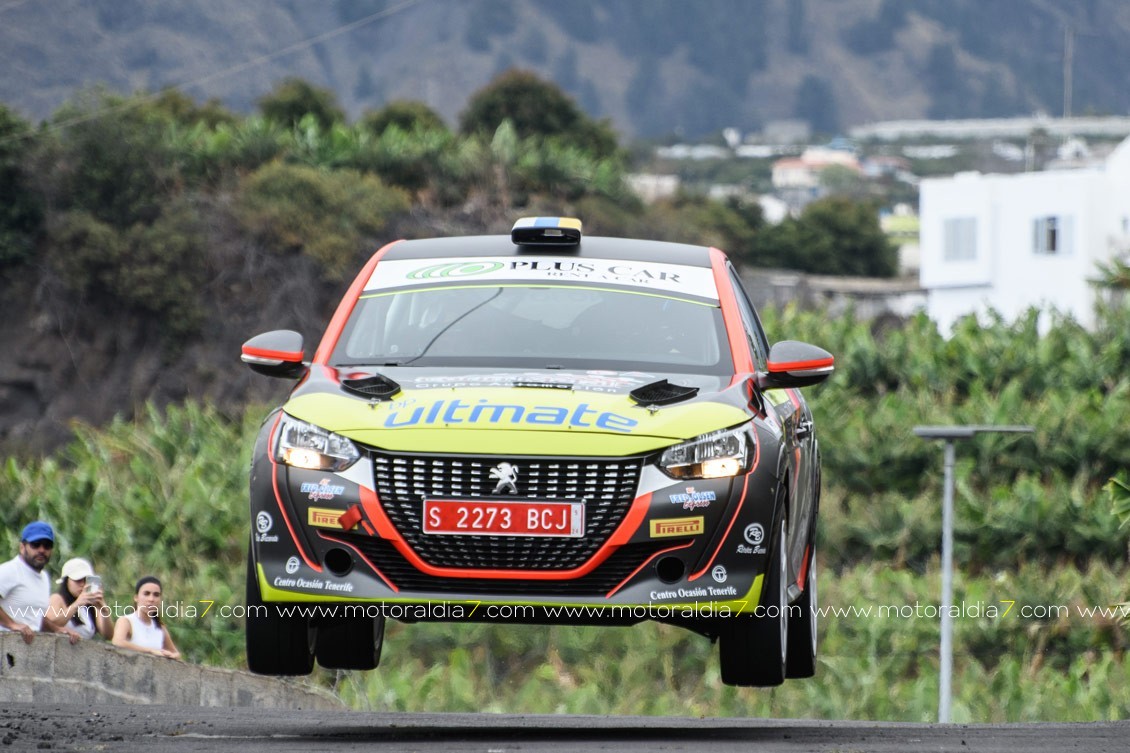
[315,614,386,670]
[719,516,788,687]
[785,544,817,678]
[245,549,315,675]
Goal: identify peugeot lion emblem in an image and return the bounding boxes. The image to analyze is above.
[490,462,519,495]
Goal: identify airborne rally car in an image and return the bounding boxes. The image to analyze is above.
[241,217,833,687]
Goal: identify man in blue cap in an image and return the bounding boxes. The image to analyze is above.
[0,521,80,644]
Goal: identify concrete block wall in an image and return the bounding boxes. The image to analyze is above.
[0,633,343,709]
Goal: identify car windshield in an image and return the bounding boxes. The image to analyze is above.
[331,285,731,374]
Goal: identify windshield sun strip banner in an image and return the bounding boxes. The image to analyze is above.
[356,281,718,307]
[364,256,720,301]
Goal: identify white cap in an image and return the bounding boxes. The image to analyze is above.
[56,557,95,584]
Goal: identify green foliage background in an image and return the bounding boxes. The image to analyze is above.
[0,75,1126,722]
[1,304,1127,722]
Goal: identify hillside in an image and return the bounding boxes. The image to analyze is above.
[3,0,1130,139]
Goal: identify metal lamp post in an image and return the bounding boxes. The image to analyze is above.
[912,425,1034,724]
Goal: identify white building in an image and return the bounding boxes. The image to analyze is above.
[919,137,1130,332]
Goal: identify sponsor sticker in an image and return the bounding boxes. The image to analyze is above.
[669,487,717,511]
[308,507,347,529]
[366,256,720,300]
[409,371,656,393]
[255,511,279,543]
[271,576,355,593]
[650,585,738,600]
[382,398,638,433]
[301,478,346,501]
[711,565,728,583]
[285,557,300,574]
[650,517,705,538]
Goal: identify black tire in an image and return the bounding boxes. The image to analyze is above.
[785,544,817,679]
[315,613,386,670]
[245,549,315,676]
[719,516,788,687]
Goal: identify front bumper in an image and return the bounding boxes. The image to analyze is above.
[248,419,783,622]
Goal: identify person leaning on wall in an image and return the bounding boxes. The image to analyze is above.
[112,576,181,660]
[45,557,114,640]
[0,521,80,644]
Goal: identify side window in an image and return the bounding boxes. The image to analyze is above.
[726,265,769,370]
[1033,215,1074,256]
[943,217,978,261]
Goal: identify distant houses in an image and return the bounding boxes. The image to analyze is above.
[635,117,1130,333]
[918,135,1130,332]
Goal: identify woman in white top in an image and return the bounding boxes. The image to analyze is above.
[112,576,181,660]
[46,558,114,640]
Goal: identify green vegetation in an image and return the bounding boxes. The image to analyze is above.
[0,74,900,350]
[233,162,409,280]
[2,303,1127,721]
[1,72,1125,720]
[0,105,43,266]
[257,78,346,131]
[457,68,620,161]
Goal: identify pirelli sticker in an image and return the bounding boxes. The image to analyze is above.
[308,507,345,529]
[650,516,704,538]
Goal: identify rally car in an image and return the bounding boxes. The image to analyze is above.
[241,217,833,687]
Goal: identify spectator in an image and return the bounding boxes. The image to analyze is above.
[112,576,181,660]
[46,557,114,640]
[0,521,80,644]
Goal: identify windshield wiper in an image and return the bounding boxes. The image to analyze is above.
[395,289,504,367]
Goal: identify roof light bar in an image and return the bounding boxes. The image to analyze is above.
[511,216,582,246]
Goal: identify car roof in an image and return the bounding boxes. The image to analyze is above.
[379,234,716,268]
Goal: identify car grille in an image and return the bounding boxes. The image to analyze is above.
[371,451,643,571]
[331,534,682,597]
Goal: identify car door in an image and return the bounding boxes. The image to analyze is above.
[726,265,815,589]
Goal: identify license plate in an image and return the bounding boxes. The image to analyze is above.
[422,499,584,537]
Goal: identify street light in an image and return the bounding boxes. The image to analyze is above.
[912,424,1035,724]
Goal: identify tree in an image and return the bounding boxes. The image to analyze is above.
[640,194,763,259]
[0,105,43,267]
[257,78,345,130]
[149,89,237,128]
[754,197,896,276]
[360,101,448,136]
[48,90,175,229]
[458,69,619,159]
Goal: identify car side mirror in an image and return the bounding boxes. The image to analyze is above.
[241,330,308,379]
[757,340,835,390]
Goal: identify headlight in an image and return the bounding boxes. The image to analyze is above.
[659,426,752,479]
[273,414,360,472]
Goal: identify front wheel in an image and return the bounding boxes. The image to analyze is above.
[785,544,817,678]
[245,549,315,676]
[315,614,386,670]
[718,517,788,687]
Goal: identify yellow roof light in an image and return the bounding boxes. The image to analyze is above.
[511,216,582,247]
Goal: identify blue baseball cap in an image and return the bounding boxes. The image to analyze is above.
[19,521,54,544]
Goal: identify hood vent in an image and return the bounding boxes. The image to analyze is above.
[341,373,401,401]
[629,379,699,407]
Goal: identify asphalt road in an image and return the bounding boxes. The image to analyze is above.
[1,705,1127,752]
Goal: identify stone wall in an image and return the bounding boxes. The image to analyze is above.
[0,633,342,709]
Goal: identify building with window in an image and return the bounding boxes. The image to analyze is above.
[918,137,1130,332]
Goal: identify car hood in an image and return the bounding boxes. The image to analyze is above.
[282,366,753,456]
